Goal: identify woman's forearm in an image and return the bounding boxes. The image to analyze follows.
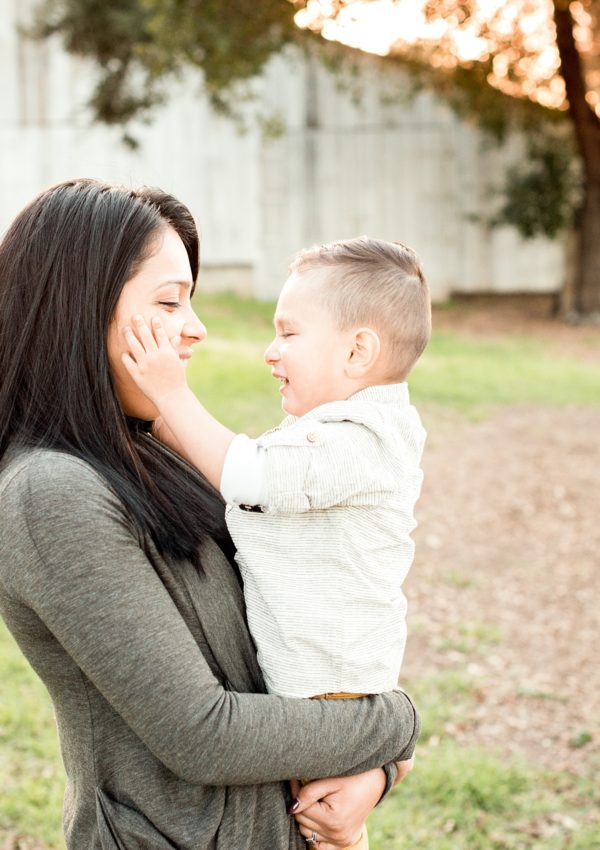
[12,453,419,787]
[164,687,419,786]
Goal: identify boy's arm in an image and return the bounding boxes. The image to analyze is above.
[152,415,185,455]
[121,315,235,490]
[155,387,236,490]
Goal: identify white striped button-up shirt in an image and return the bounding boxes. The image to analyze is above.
[222,383,426,698]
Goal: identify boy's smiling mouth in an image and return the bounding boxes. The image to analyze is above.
[272,373,289,396]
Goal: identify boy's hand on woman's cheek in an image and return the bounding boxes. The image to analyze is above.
[121,314,189,406]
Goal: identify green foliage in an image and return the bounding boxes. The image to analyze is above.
[33,0,304,126]
[388,50,556,143]
[32,0,161,125]
[494,135,582,239]
[32,1,582,247]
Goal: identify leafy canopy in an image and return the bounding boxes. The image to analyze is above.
[34,0,303,124]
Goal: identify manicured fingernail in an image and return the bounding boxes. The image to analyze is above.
[286,799,299,814]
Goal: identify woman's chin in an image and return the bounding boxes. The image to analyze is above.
[111,370,160,422]
[121,391,160,423]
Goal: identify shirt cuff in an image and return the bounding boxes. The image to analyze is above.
[377,762,398,806]
[395,689,421,761]
[220,433,267,506]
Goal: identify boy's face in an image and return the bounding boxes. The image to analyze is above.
[264,269,353,417]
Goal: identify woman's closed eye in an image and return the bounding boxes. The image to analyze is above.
[158,300,181,309]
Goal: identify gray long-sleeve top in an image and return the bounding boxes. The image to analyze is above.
[0,448,420,850]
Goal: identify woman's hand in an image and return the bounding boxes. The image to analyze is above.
[291,757,416,848]
[290,769,385,849]
[393,755,415,786]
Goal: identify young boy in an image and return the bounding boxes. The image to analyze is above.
[123,236,430,704]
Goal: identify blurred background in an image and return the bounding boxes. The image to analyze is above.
[1,1,599,848]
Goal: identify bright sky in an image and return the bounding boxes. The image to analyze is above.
[296,0,455,56]
[293,0,597,111]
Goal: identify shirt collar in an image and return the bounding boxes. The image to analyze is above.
[275,383,411,431]
[347,383,410,405]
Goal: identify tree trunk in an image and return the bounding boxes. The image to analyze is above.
[553,2,600,319]
[575,177,600,317]
[558,228,577,316]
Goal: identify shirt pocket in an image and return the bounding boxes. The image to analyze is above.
[96,787,181,850]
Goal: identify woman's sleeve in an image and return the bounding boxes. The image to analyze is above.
[8,454,419,787]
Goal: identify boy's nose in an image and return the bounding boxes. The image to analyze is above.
[264,340,279,364]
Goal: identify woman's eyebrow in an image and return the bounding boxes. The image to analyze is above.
[152,280,193,291]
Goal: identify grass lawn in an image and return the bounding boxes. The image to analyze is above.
[189,294,600,434]
[1,293,599,848]
[368,673,600,849]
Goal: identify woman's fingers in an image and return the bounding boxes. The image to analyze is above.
[394,754,415,785]
[296,824,342,850]
[295,812,346,845]
[293,777,338,814]
[295,806,364,848]
[294,810,331,834]
[297,824,323,844]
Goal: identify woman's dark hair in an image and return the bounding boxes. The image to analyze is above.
[0,178,233,568]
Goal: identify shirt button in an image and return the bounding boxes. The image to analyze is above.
[306,431,318,443]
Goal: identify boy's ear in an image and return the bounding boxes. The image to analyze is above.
[346,327,381,377]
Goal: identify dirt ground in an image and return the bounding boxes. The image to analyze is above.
[402,297,600,775]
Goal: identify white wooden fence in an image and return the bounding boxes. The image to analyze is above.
[0,0,564,301]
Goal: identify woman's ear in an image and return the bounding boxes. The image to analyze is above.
[346,327,381,378]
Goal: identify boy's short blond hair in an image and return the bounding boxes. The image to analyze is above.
[289,236,431,381]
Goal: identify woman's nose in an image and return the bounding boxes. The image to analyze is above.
[264,339,279,364]
[181,316,207,344]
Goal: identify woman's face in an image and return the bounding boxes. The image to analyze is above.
[108,226,206,420]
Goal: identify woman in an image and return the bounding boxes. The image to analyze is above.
[0,179,419,850]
